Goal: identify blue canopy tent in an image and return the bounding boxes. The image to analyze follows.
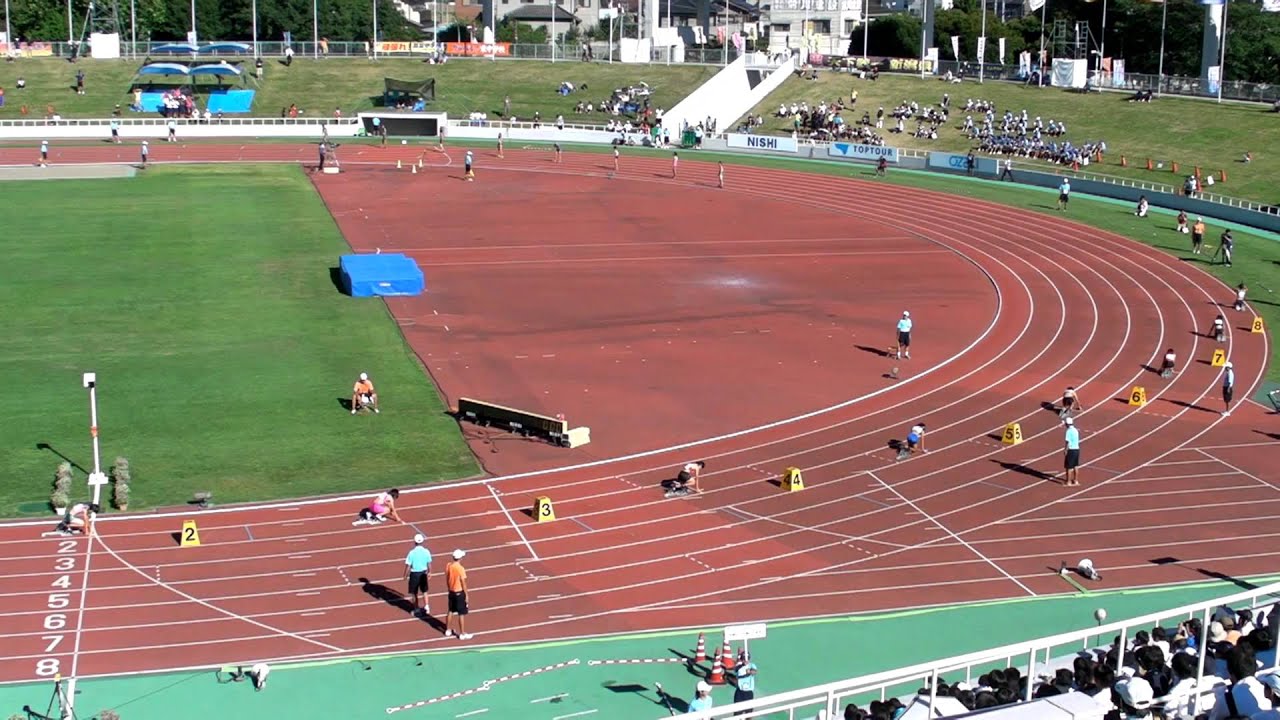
[137,62,190,76]
[190,62,243,77]
[197,43,250,55]
[150,43,199,54]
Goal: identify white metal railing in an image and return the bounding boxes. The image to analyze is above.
[673,580,1280,719]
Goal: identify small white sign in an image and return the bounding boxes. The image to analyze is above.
[88,472,109,486]
[724,623,767,641]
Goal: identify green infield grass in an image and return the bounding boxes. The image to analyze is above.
[0,57,715,126]
[0,164,478,517]
[742,72,1280,205]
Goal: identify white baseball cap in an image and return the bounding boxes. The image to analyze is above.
[359,372,368,380]
[1224,361,1233,368]
[452,549,466,560]
[1064,417,1074,425]
[903,311,910,317]
[413,533,425,544]
[696,681,711,693]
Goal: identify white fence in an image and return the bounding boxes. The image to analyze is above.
[0,116,362,140]
[674,580,1280,719]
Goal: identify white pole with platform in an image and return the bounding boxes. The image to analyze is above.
[83,373,109,510]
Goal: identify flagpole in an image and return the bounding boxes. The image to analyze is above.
[979,0,986,83]
[1037,0,1047,86]
[313,0,319,58]
[862,0,869,62]
[252,0,259,57]
[1099,0,1107,85]
[372,0,378,58]
[1156,0,1167,96]
[1216,0,1228,103]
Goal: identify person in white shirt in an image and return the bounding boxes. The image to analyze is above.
[895,311,913,360]
[1209,649,1272,720]
[669,460,704,496]
[1222,361,1236,417]
[1135,196,1149,218]
[1255,670,1280,719]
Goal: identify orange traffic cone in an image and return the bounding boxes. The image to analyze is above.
[1172,161,1179,174]
[1220,169,1227,183]
[694,633,706,663]
[721,640,736,670]
[708,651,726,685]
[1146,158,1153,171]
[1194,166,1202,180]
[1120,155,1128,168]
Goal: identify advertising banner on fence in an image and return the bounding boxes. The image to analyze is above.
[376,41,437,54]
[0,41,54,57]
[726,133,798,154]
[444,42,512,57]
[927,151,999,175]
[828,142,899,164]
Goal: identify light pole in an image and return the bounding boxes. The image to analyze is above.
[313,0,320,58]
[190,0,196,40]
[979,0,986,82]
[130,0,137,57]
[1215,0,1229,102]
[5,0,13,57]
[372,0,378,58]
[1155,0,1167,95]
[67,0,73,44]
[82,373,109,510]
[862,0,869,63]
[252,0,259,57]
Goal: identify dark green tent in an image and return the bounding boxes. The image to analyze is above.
[383,78,436,107]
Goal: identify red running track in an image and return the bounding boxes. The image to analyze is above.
[0,142,1275,687]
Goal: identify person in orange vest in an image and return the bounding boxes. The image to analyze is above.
[350,372,379,414]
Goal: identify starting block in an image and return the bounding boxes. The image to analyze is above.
[1128,386,1148,407]
[1252,317,1266,334]
[533,495,556,522]
[180,520,201,547]
[192,491,213,509]
[1001,422,1023,445]
[780,467,805,492]
[1161,366,1173,379]
[1211,348,1227,367]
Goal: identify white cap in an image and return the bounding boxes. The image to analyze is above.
[1064,417,1074,425]
[143,140,148,144]
[696,681,711,693]
[903,311,910,317]
[413,533,425,544]
[452,549,466,560]
[1224,361,1233,368]
[359,372,368,380]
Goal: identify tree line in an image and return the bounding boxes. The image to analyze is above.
[4,0,421,45]
[852,0,1280,83]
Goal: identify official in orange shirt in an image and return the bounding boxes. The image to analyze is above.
[444,549,473,640]
[350,372,379,415]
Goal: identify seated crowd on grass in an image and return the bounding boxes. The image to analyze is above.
[838,605,1280,720]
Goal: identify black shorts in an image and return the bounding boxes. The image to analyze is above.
[897,331,911,347]
[1223,386,1234,403]
[1193,233,1203,244]
[1064,449,1081,470]
[1062,396,1075,409]
[448,591,469,615]
[1059,193,1069,204]
[408,571,428,596]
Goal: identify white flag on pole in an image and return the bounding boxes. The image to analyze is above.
[998,36,1006,64]
[977,35,986,62]
[951,34,960,60]
[1263,0,1280,11]
[1027,0,1045,10]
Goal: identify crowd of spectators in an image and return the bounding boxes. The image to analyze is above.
[769,97,888,145]
[965,106,1107,167]
[835,603,1280,720]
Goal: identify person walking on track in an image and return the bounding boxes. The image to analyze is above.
[140,140,149,167]
[444,549,473,640]
[718,162,725,188]
[404,534,432,617]
[1059,417,1081,487]
[1222,361,1235,416]
[895,311,912,360]
[613,146,620,173]
[672,151,679,179]
[464,150,474,182]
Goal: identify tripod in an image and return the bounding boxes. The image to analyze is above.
[22,674,75,720]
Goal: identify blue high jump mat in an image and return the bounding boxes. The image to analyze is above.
[339,253,425,297]
[207,89,255,114]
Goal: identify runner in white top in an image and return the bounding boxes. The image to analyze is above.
[1212,313,1226,341]
[1160,348,1177,378]
[907,423,926,454]
[671,460,704,495]
[896,311,913,360]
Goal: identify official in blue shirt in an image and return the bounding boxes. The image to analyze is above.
[1222,361,1235,416]
[733,654,759,708]
[895,311,912,360]
[1060,417,1081,487]
[404,534,432,616]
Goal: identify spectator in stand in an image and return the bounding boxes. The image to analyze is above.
[1208,646,1272,719]
[1256,671,1280,720]
[1108,676,1155,720]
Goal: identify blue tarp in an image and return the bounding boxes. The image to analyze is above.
[339,254,426,297]
[198,43,250,54]
[151,43,199,54]
[206,89,255,113]
[190,62,242,77]
[138,63,191,76]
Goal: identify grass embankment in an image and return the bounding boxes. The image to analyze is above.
[742,72,1280,204]
[0,165,478,516]
[0,57,715,124]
